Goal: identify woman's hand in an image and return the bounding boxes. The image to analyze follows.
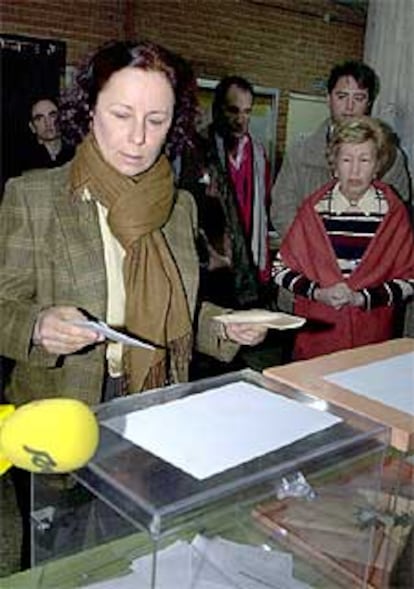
[223,322,268,346]
[349,291,365,308]
[314,282,354,310]
[32,306,104,355]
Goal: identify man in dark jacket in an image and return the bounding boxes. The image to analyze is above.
[20,96,74,172]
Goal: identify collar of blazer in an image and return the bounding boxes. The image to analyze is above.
[49,163,108,320]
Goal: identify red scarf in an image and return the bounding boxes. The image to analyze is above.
[228,136,253,236]
[280,180,414,359]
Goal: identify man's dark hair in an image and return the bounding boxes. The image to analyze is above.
[28,95,59,122]
[212,76,254,123]
[327,60,380,110]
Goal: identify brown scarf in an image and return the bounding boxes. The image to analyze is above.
[70,134,192,392]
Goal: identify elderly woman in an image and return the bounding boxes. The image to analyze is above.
[0,40,267,408]
[273,116,414,359]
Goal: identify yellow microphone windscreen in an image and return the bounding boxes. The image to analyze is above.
[0,398,99,474]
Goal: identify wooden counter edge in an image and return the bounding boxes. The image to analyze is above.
[263,339,414,453]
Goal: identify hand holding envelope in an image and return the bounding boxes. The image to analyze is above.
[213,310,305,347]
[214,309,306,330]
[71,319,155,350]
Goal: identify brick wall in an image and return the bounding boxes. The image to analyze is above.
[134,0,365,158]
[0,0,128,63]
[1,0,365,154]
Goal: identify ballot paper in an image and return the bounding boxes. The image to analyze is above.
[71,319,155,350]
[189,535,311,589]
[105,381,341,480]
[84,536,311,588]
[214,309,306,330]
[324,352,414,416]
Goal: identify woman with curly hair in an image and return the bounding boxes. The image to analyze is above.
[60,41,198,165]
[0,40,267,407]
[272,116,414,359]
[1,40,269,570]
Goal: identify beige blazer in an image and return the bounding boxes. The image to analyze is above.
[0,164,238,406]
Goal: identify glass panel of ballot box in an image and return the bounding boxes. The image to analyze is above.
[29,369,391,589]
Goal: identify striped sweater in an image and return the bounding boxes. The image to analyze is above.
[273,183,414,310]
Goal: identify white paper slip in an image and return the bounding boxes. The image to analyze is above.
[324,352,414,416]
[71,320,155,350]
[214,310,306,330]
[192,535,312,589]
[83,571,143,589]
[84,535,311,589]
[105,382,341,480]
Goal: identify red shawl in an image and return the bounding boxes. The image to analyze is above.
[280,180,414,359]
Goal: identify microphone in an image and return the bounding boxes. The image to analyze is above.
[0,398,99,475]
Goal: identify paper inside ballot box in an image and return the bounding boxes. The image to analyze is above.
[251,496,400,588]
[253,494,376,557]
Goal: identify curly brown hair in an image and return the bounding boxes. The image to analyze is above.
[60,40,198,160]
[327,116,396,178]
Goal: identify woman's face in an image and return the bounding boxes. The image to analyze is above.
[91,67,174,176]
[334,139,378,201]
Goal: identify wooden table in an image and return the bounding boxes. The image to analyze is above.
[264,339,414,452]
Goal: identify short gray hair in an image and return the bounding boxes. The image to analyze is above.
[327,116,395,178]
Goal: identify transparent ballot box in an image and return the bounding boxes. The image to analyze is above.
[30,369,390,589]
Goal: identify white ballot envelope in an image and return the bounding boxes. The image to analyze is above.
[214,309,306,330]
[72,320,155,350]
